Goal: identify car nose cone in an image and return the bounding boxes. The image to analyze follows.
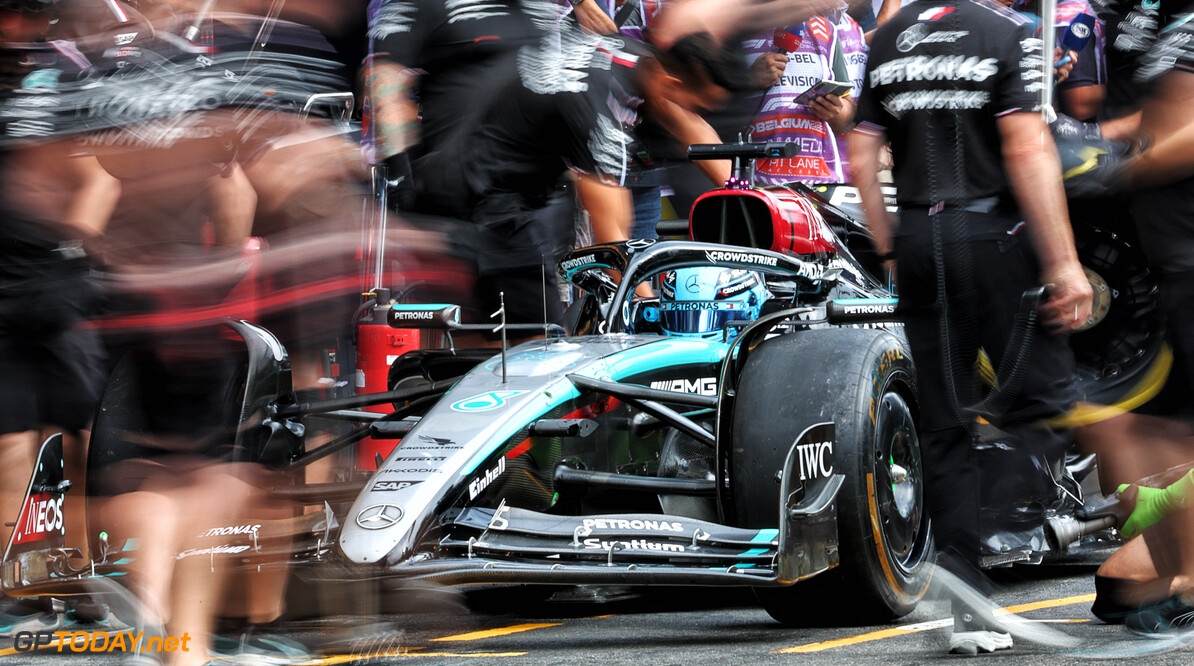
[356,503,403,529]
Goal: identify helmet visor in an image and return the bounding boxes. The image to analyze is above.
[660,300,748,335]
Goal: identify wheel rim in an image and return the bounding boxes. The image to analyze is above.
[873,391,926,575]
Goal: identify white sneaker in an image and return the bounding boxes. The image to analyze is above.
[949,629,1014,655]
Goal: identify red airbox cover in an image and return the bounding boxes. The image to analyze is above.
[689,187,837,257]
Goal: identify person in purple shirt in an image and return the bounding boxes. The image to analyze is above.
[744,7,867,185]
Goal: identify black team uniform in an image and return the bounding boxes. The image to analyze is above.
[1087,3,1194,624]
[367,0,539,156]
[410,26,645,329]
[368,0,571,330]
[1110,1,1194,412]
[0,40,105,447]
[856,0,1080,622]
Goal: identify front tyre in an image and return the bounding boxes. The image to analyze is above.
[728,328,933,626]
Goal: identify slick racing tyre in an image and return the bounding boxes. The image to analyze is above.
[728,328,932,626]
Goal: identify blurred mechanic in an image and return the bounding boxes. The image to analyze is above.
[411,24,741,338]
[744,9,867,186]
[0,0,119,633]
[365,0,539,207]
[1082,1,1194,634]
[557,0,676,240]
[849,0,1091,654]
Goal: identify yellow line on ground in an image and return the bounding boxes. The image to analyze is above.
[296,650,525,664]
[389,652,528,658]
[775,620,950,654]
[429,623,562,642]
[774,593,1097,653]
[997,593,1096,615]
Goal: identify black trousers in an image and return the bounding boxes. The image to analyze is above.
[894,206,1078,592]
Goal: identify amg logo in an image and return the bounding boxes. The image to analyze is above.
[581,518,684,532]
[560,254,596,271]
[844,304,896,315]
[582,538,686,552]
[468,458,506,500]
[392,310,435,320]
[797,440,834,481]
[650,377,717,396]
[705,250,779,267]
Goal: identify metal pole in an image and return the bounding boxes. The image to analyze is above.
[1040,0,1058,122]
[370,164,390,292]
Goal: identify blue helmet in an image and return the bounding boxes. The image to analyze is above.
[658,267,767,339]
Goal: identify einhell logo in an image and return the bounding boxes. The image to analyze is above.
[14,631,191,654]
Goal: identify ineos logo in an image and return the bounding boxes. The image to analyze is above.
[356,504,403,529]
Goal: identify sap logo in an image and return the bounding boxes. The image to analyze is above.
[797,440,834,480]
[373,481,420,492]
[114,32,138,46]
[649,377,717,396]
[468,458,506,500]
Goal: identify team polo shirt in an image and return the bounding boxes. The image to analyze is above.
[855,0,1042,205]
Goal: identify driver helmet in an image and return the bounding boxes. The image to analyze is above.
[659,267,767,339]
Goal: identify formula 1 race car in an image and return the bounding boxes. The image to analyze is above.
[2,146,933,627]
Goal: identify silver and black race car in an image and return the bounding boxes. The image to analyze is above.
[2,157,935,626]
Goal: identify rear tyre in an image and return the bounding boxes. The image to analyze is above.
[729,328,932,626]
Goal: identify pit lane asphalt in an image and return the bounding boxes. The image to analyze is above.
[7,551,1192,665]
